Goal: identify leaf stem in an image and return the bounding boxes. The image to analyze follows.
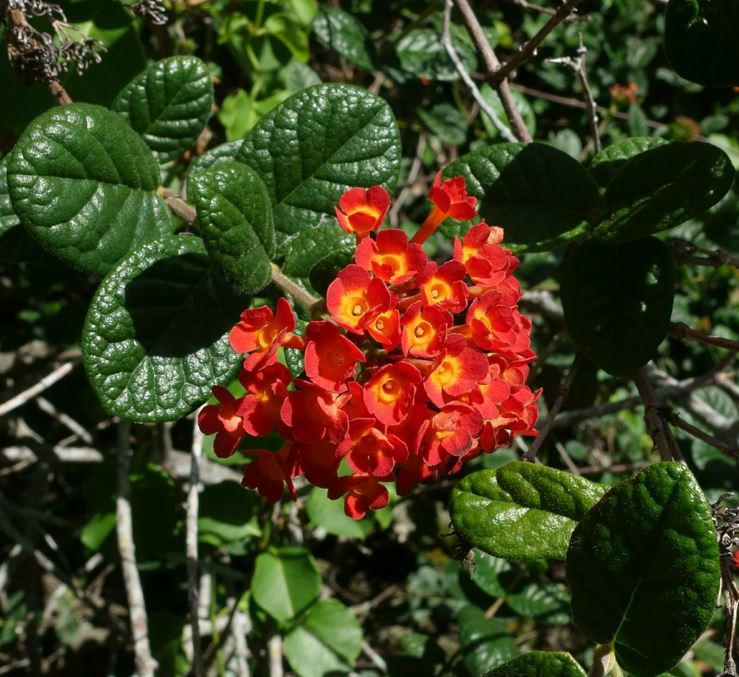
[157,187,198,223]
[632,368,683,462]
[270,265,323,314]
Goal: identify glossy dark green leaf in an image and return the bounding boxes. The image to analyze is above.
[458,605,518,675]
[284,598,362,677]
[251,547,321,622]
[487,652,587,677]
[450,462,607,560]
[444,143,599,250]
[82,236,245,423]
[470,550,511,598]
[309,247,354,296]
[190,162,275,295]
[0,156,20,238]
[589,137,667,187]
[665,0,739,87]
[417,103,468,146]
[236,84,400,238]
[593,142,734,242]
[560,237,675,376]
[567,462,721,677]
[313,7,374,71]
[112,56,214,163]
[396,28,477,82]
[7,104,173,275]
[284,318,306,378]
[283,223,354,277]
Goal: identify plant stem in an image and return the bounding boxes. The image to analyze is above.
[187,414,205,677]
[632,368,683,462]
[270,265,322,313]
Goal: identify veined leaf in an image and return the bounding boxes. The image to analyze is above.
[487,652,587,677]
[7,103,173,275]
[567,462,720,676]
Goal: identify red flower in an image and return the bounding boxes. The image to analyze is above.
[454,223,517,287]
[363,361,423,425]
[418,260,469,313]
[412,173,478,244]
[241,444,299,502]
[230,297,297,367]
[354,229,427,285]
[303,321,365,391]
[366,307,401,350]
[329,474,389,519]
[198,386,246,458]
[326,264,391,334]
[335,186,391,238]
[419,402,483,466]
[337,418,408,477]
[294,439,340,489]
[400,301,451,358]
[281,381,349,445]
[237,363,291,436]
[424,337,489,408]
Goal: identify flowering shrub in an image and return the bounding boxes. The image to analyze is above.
[199,178,539,518]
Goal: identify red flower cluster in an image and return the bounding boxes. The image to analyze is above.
[199,178,539,519]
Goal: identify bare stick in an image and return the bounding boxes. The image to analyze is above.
[523,353,584,461]
[270,265,322,313]
[267,633,284,677]
[453,0,532,142]
[187,415,205,677]
[509,0,588,21]
[492,0,584,86]
[157,187,198,223]
[667,411,739,459]
[547,35,601,152]
[669,322,739,353]
[578,462,648,476]
[35,396,93,444]
[0,358,80,418]
[632,368,682,462]
[116,421,157,677]
[668,238,739,269]
[442,0,517,143]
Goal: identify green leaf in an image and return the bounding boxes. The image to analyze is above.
[443,143,599,250]
[396,28,477,82]
[458,605,518,675]
[479,84,536,141]
[665,0,739,87]
[190,162,275,295]
[486,652,587,677]
[560,237,675,376]
[186,140,243,198]
[236,84,401,238]
[313,7,374,71]
[470,550,511,598]
[284,598,362,677]
[589,137,668,187]
[450,462,607,560]
[417,103,468,146]
[283,223,354,277]
[309,246,354,296]
[567,462,721,677]
[593,142,734,242]
[251,547,321,623]
[0,156,20,238]
[284,318,306,378]
[7,103,173,276]
[198,481,261,547]
[305,487,373,539]
[111,56,214,164]
[506,582,571,625]
[82,236,245,423]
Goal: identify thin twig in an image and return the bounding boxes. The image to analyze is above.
[632,368,683,462]
[389,132,427,227]
[442,0,517,143]
[670,321,739,352]
[187,415,205,677]
[453,0,532,142]
[270,265,322,313]
[230,605,251,677]
[267,633,284,677]
[47,79,72,105]
[578,462,648,476]
[35,396,93,444]
[667,411,739,459]
[509,0,589,21]
[157,187,198,223]
[116,421,157,677]
[523,353,584,461]
[667,239,739,269]
[492,0,584,86]
[547,35,601,152]
[0,357,80,418]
